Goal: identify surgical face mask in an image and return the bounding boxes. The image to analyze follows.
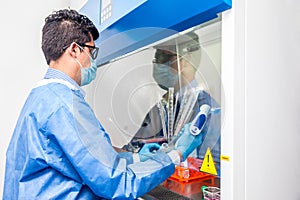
[75,45,98,86]
[80,58,97,86]
[153,62,178,90]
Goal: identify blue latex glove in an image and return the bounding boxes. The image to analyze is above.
[175,123,204,161]
[138,143,161,162]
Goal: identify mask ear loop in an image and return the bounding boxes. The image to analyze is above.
[75,42,93,68]
[74,58,83,68]
[75,43,93,59]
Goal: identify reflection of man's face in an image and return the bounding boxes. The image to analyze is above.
[152,49,178,90]
[156,49,186,74]
[159,49,195,74]
[153,46,201,91]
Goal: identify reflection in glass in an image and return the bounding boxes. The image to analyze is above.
[90,23,222,173]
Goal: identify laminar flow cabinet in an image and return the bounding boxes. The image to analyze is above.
[80,0,232,199]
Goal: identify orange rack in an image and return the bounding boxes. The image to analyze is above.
[163,157,216,196]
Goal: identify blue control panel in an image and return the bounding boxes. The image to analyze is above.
[80,0,231,66]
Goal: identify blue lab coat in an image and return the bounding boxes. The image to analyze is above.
[3,69,175,200]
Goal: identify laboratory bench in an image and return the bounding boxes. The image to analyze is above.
[142,172,220,200]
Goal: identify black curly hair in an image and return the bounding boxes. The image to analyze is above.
[42,9,99,65]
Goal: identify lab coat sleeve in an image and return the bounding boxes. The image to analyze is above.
[45,98,175,199]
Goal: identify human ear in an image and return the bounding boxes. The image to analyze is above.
[69,42,79,58]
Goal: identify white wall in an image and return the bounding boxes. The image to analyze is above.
[222,0,300,199]
[0,0,86,198]
[246,1,300,199]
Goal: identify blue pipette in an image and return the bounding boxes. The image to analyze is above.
[189,104,210,136]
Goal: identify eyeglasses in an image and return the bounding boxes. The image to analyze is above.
[182,43,200,54]
[153,43,201,64]
[77,43,99,60]
[153,49,177,64]
[63,42,99,60]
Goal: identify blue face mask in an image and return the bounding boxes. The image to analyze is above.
[80,58,97,86]
[75,44,98,86]
[153,62,178,90]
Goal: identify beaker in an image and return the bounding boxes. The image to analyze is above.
[203,186,220,200]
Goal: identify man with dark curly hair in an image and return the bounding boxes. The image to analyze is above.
[3,9,204,200]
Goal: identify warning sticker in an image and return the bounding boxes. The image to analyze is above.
[200,148,218,175]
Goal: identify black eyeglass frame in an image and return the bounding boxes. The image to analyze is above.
[62,42,99,60]
[77,43,99,60]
